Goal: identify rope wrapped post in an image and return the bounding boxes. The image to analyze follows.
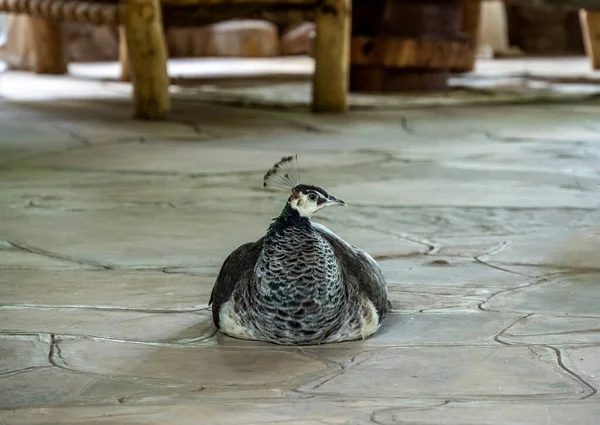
[580,9,600,70]
[120,0,170,119]
[311,0,351,112]
[30,16,68,74]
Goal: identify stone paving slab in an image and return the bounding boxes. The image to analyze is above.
[0,308,213,343]
[54,339,334,387]
[483,273,600,316]
[501,314,600,345]
[300,345,589,399]
[347,401,600,425]
[0,69,599,424]
[0,335,51,374]
[0,269,212,308]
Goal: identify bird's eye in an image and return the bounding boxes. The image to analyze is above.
[307,193,318,202]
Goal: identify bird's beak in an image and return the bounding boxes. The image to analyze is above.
[326,195,347,207]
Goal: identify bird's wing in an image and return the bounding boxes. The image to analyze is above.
[209,237,264,328]
[312,222,390,319]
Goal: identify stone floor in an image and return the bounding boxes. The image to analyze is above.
[0,59,600,424]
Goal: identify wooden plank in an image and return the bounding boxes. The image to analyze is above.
[120,0,170,119]
[29,17,68,75]
[312,0,350,112]
[580,9,600,69]
[350,37,475,70]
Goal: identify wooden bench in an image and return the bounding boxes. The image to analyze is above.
[0,0,350,119]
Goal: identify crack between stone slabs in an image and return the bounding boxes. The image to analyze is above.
[1,137,145,166]
[416,304,484,314]
[291,370,345,396]
[13,152,396,181]
[45,332,218,348]
[0,304,208,313]
[508,328,600,338]
[291,348,385,396]
[399,116,416,134]
[0,366,52,379]
[262,114,334,134]
[46,335,340,387]
[11,262,217,277]
[7,240,112,270]
[480,261,600,273]
[478,277,549,313]
[484,268,569,303]
[25,199,84,213]
[45,335,208,384]
[318,217,437,254]
[53,123,92,147]
[544,345,597,400]
[492,313,534,346]
[49,333,69,368]
[474,241,546,279]
[369,400,450,425]
[178,119,206,136]
[4,163,263,180]
[291,392,587,403]
[484,131,595,144]
[493,320,598,399]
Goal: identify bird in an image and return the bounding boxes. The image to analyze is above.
[209,155,390,345]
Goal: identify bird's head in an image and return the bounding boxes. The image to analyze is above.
[288,184,346,218]
[263,155,347,219]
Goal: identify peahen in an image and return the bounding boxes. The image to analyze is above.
[209,155,390,345]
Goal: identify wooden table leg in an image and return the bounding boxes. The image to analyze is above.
[30,17,68,75]
[580,9,600,70]
[312,0,351,113]
[121,0,170,119]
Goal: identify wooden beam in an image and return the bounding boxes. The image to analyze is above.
[120,0,170,120]
[29,17,67,75]
[312,0,350,113]
[580,9,600,69]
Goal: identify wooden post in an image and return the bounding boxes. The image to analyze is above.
[312,0,351,113]
[29,17,68,75]
[121,0,170,119]
[580,9,600,70]
[461,0,481,72]
[118,27,131,82]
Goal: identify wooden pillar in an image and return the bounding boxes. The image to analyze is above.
[118,27,131,82]
[29,17,68,75]
[312,0,351,113]
[121,0,170,119]
[580,9,600,70]
[460,0,481,72]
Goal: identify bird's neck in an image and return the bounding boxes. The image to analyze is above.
[267,203,310,237]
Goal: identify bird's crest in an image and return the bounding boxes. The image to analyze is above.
[263,155,300,191]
